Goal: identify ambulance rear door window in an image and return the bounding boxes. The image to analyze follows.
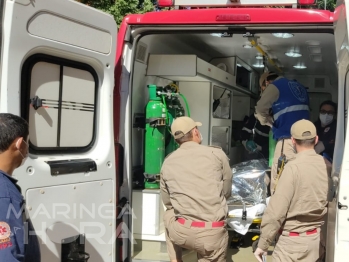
[21,54,98,154]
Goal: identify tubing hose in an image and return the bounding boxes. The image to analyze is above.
[161,95,169,125]
[161,95,172,135]
[179,93,190,117]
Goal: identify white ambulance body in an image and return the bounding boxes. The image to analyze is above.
[1,0,119,261]
[2,0,349,261]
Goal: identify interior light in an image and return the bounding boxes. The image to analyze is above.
[237,63,242,67]
[243,44,252,49]
[285,52,302,57]
[272,33,294,39]
[253,63,264,68]
[293,65,307,69]
[210,32,232,38]
[256,55,263,60]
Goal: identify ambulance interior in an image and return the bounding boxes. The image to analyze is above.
[128,30,339,260]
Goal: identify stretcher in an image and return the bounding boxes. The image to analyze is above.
[227,203,265,249]
[226,159,270,249]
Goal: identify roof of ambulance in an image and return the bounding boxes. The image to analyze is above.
[123,8,334,25]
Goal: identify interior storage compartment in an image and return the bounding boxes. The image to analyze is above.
[132,189,165,237]
[147,54,235,88]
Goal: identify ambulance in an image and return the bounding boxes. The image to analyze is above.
[0,0,348,261]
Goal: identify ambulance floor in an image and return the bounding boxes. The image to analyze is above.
[132,232,274,262]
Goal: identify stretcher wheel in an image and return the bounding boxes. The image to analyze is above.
[229,233,244,249]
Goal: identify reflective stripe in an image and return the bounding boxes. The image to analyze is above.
[273,105,309,121]
[254,128,269,138]
[242,127,252,133]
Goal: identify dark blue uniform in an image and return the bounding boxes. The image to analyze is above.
[241,114,270,160]
[314,119,337,160]
[0,171,40,262]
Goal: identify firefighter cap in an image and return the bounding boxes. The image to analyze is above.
[291,119,317,140]
[171,116,202,139]
[259,71,278,88]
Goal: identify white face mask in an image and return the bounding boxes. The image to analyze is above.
[16,140,28,167]
[319,113,334,126]
[199,132,203,144]
[19,152,28,167]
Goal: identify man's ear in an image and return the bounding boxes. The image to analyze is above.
[15,137,24,150]
[315,136,319,145]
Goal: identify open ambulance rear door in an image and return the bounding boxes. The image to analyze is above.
[329,0,349,261]
[1,0,119,261]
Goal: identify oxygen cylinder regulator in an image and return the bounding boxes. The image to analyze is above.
[144,84,190,189]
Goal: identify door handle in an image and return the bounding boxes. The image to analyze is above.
[338,202,348,210]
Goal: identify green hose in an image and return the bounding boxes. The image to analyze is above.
[179,93,190,117]
[161,95,169,125]
[161,95,173,135]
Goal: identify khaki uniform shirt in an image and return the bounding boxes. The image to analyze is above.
[258,149,329,250]
[160,141,232,222]
[255,77,283,126]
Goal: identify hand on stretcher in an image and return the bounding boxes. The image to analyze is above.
[254,247,267,262]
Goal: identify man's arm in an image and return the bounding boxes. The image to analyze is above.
[258,165,296,251]
[220,151,233,199]
[255,84,279,126]
[211,148,232,199]
[0,197,23,262]
[240,114,255,141]
[160,168,172,210]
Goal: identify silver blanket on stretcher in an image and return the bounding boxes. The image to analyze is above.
[227,159,269,206]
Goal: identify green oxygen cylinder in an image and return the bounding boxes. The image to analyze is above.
[144,85,166,189]
[269,130,277,167]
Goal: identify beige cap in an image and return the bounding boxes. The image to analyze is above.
[291,119,317,140]
[259,72,277,88]
[171,116,202,139]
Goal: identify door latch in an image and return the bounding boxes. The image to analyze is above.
[338,202,348,210]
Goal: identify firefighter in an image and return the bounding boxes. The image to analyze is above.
[254,119,328,262]
[255,72,310,194]
[160,116,232,262]
[0,113,40,262]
